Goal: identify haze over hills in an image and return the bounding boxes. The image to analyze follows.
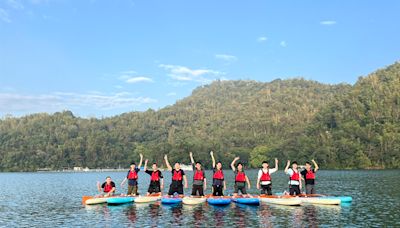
[0,62,399,171]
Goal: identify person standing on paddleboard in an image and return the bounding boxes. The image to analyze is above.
[120,153,143,196]
[284,160,302,195]
[164,155,188,197]
[97,176,116,197]
[210,151,226,196]
[231,157,251,197]
[144,159,164,196]
[256,158,278,195]
[301,159,319,194]
[189,152,207,196]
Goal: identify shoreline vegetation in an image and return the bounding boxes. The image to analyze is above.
[1,62,400,172]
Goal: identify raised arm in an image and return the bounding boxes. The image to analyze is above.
[143,159,148,171]
[284,160,291,173]
[274,158,279,170]
[245,175,251,189]
[231,157,239,172]
[189,152,195,164]
[97,181,102,192]
[138,153,143,169]
[210,151,216,168]
[164,154,172,171]
[312,159,319,172]
[121,177,127,187]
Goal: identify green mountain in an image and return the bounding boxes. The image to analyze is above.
[1,62,399,171]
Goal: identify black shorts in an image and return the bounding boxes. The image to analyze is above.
[212,185,224,196]
[148,181,161,194]
[168,182,184,195]
[234,182,247,194]
[191,184,204,196]
[260,184,272,195]
[289,185,301,195]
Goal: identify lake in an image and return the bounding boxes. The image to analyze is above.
[1,170,399,227]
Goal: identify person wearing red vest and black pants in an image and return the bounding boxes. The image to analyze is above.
[97,176,116,197]
[256,158,278,195]
[164,155,188,196]
[189,152,207,196]
[231,157,251,197]
[284,160,302,195]
[144,159,164,195]
[210,151,226,196]
[301,159,319,194]
[121,153,143,196]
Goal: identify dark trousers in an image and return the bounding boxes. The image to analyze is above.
[212,185,224,196]
[261,184,272,195]
[289,185,301,195]
[191,184,204,196]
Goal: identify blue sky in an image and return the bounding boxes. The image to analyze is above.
[0,0,399,117]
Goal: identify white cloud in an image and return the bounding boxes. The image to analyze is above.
[159,64,224,83]
[0,92,157,114]
[167,92,177,97]
[320,20,337,25]
[0,8,11,23]
[280,41,287,47]
[126,76,154,83]
[215,54,238,62]
[257,36,268,42]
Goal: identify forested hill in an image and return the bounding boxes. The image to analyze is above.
[1,62,399,171]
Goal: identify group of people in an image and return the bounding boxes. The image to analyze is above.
[97,151,319,197]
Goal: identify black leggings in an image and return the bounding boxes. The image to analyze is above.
[191,184,204,196]
[212,185,224,196]
[261,184,272,195]
[289,185,300,195]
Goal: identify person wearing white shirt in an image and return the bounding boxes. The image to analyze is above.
[256,158,278,195]
[284,160,302,195]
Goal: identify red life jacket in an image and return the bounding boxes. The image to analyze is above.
[290,169,300,181]
[213,169,224,180]
[104,183,113,193]
[235,171,246,182]
[305,170,315,179]
[260,170,271,181]
[151,171,160,181]
[193,170,204,181]
[172,169,183,181]
[128,170,138,180]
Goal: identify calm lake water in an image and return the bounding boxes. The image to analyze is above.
[1,170,399,227]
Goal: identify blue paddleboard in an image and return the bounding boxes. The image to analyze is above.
[207,198,231,206]
[161,197,183,204]
[233,197,260,205]
[107,196,135,205]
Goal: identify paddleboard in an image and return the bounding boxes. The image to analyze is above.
[182,197,207,205]
[135,195,161,203]
[259,196,302,206]
[207,197,231,206]
[85,197,108,205]
[300,197,340,205]
[161,197,183,204]
[323,196,352,203]
[107,196,135,205]
[232,197,260,205]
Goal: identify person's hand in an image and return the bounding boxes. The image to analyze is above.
[145,159,148,163]
[223,185,226,191]
[161,184,164,189]
[120,183,124,187]
[140,153,143,158]
[189,151,193,156]
[287,160,291,164]
[311,159,315,162]
[248,185,251,190]
[185,184,188,189]
[234,157,240,161]
[275,158,278,163]
[257,184,260,190]
[164,155,168,159]
[210,151,213,156]
[204,185,207,190]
